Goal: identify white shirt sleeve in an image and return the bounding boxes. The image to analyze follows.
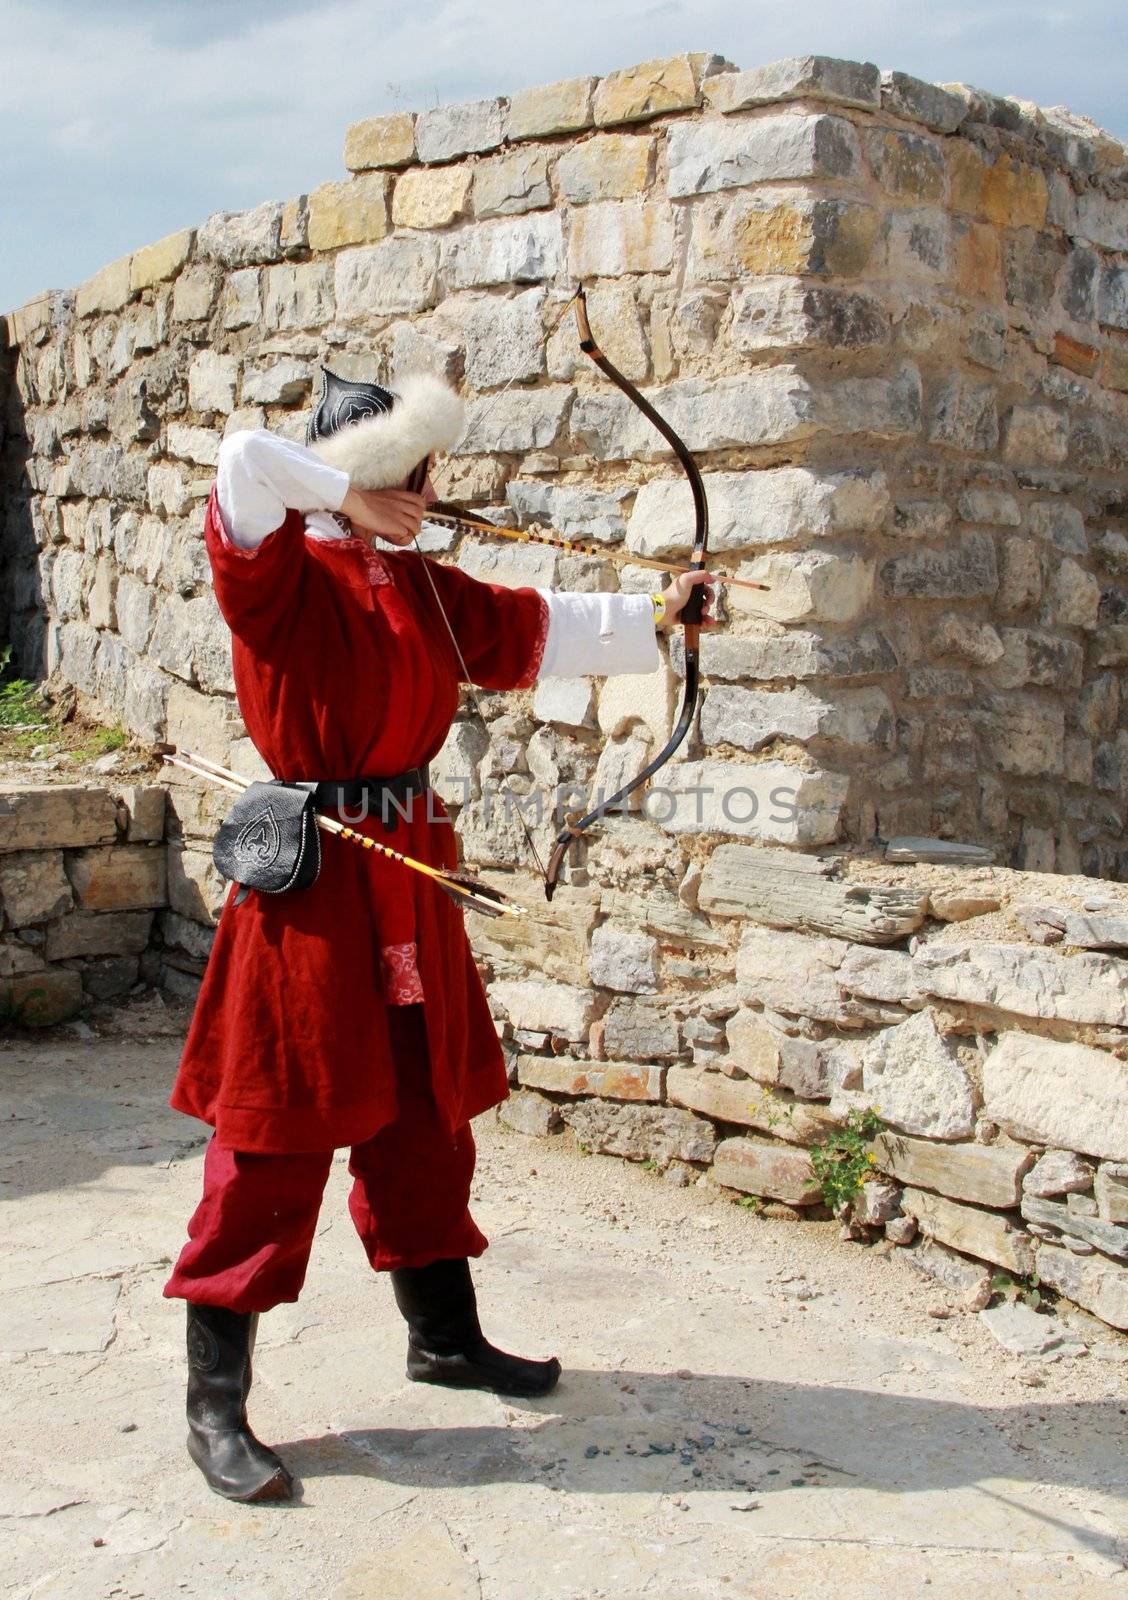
[215,430,351,549]
[536,589,660,679]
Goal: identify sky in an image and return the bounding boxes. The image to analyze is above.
[2,0,1125,313]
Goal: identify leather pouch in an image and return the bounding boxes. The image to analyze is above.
[213,780,321,900]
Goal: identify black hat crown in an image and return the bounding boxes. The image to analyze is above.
[306,368,396,445]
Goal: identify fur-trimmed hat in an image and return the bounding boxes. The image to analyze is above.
[306,368,465,490]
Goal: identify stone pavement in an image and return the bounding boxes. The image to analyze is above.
[2,1009,1126,1600]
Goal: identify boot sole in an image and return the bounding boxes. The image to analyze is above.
[406,1358,562,1398]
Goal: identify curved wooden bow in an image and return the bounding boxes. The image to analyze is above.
[542,285,710,901]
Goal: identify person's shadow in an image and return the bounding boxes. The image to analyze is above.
[272,1367,1127,1560]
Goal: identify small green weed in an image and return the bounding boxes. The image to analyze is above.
[736,1194,763,1213]
[990,1269,1043,1311]
[0,645,47,729]
[809,1107,884,1215]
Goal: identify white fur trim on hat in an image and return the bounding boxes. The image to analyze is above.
[308,372,465,489]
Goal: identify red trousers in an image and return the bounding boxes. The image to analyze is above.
[163,1008,488,1314]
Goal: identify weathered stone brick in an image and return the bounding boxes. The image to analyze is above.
[868,128,946,201]
[472,147,551,218]
[556,135,654,203]
[704,55,880,113]
[45,909,154,960]
[880,71,966,133]
[568,199,675,277]
[197,202,284,267]
[602,997,681,1060]
[335,237,440,317]
[949,145,1048,229]
[928,373,999,452]
[261,262,334,330]
[171,265,220,322]
[65,845,167,911]
[392,166,472,230]
[736,549,875,624]
[593,53,721,125]
[650,758,848,847]
[0,969,84,1028]
[902,1186,1034,1275]
[1097,265,1128,330]
[507,76,595,140]
[490,978,600,1042]
[729,280,889,354]
[416,98,506,163]
[884,208,950,282]
[881,532,998,600]
[686,192,877,282]
[984,1031,1128,1159]
[449,287,546,390]
[130,228,194,293]
[455,386,571,455]
[712,1137,822,1205]
[516,1055,663,1101]
[589,924,659,993]
[702,683,891,754]
[668,113,860,197]
[1002,403,1069,465]
[440,215,564,289]
[565,1099,716,1166]
[0,851,73,924]
[343,112,416,171]
[0,787,119,853]
[188,350,238,415]
[307,174,391,250]
[75,256,132,318]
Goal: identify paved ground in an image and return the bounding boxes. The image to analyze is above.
[2,997,1127,1600]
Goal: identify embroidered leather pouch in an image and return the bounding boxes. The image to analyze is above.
[213,780,321,899]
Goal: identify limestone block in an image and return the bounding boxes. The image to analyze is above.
[668,113,860,198]
[561,1098,720,1173]
[129,228,194,293]
[188,350,238,415]
[1035,1241,1128,1330]
[440,214,564,289]
[597,885,727,952]
[654,757,848,847]
[729,280,889,356]
[124,665,170,743]
[701,845,925,946]
[393,167,471,230]
[1047,558,1100,629]
[928,374,999,452]
[981,694,1064,776]
[0,969,84,1028]
[416,98,506,163]
[387,317,459,381]
[110,574,153,655]
[556,136,654,204]
[568,199,675,278]
[242,359,310,406]
[516,1055,663,1102]
[490,978,599,1042]
[0,851,73,924]
[499,1090,564,1137]
[165,682,234,767]
[902,1186,1033,1275]
[872,1131,1030,1207]
[868,128,946,201]
[631,467,888,561]
[884,208,950,283]
[983,1031,1128,1159]
[166,425,221,469]
[549,281,650,381]
[447,287,545,390]
[507,77,596,140]
[906,1237,991,1308]
[147,464,191,518]
[262,262,334,330]
[197,202,283,267]
[1021,1194,1128,1260]
[881,533,998,600]
[335,237,440,318]
[701,683,892,753]
[0,787,119,853]
[45,910,154,960]
[705,56,880,113]
[307,174,391,251]
[602,997,681,1060]
[712,1137,822,1205]
[1003,404,1069,466]
[668,1067,838,1147]
[1095,1163,1128,1224]
[572,369,813,463]
[860,1011,976,1140]
[589,924,659,993]
[472,147,551,218]
[880,71,966,132]
[686,626,897,684]
[1097,264,1128,329]
[343,112,416,171]
[166,845,227,924]
[687,191,881,282]
[508,481,629,544]
[740,548,874,623]
[172,266,220,322]
[725,1009,783,1083]
[597,661,675,749]
[116,786,166,843]
[593,53,722,125]
[75,256,132,318]
[221,267,261,330]
[532,677,595,730]
[736,926,852,1023]
[456,385,572,455]
[65,845,166,912]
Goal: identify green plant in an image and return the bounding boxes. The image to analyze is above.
[990,1269,1043,1310]
[736,1194,763,1213]
[71,722,127,760]
[809,1107,884,1215]
[0,645,47,730]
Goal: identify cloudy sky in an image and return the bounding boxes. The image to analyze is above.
[2,0,1124,313]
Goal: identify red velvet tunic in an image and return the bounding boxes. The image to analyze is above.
[169,490,548,1154]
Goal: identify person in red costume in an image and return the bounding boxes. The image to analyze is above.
[163,367,713,1503]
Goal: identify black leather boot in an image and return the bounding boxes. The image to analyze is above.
[390,1257,561,1398]
[185,1303,293,1502]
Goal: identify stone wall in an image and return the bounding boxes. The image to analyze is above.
[0,783,167,1023]
[2,50,1128,870]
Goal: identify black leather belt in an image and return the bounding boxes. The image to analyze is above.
[311,765,430,833]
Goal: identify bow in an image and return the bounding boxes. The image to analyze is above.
[541,286,710,900]
[411,285,712,904]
